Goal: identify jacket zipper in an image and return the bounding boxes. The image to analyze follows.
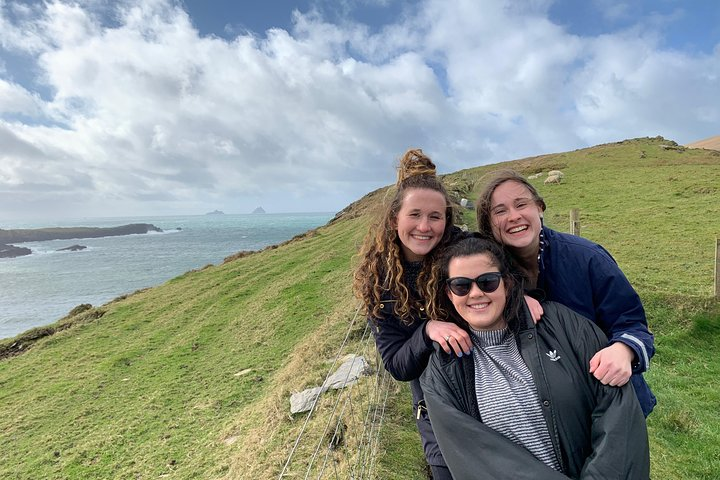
[416,400,427,420]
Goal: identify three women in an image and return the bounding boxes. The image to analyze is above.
[355,154,654,477]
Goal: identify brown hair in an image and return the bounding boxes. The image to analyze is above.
[353,148,455,324]
[476,169,546,237]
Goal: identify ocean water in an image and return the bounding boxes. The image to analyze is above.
[0,213,334,339]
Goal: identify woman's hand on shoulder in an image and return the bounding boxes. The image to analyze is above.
[425,320,472,357]
[523,295,543,324]
[588,342,634,386]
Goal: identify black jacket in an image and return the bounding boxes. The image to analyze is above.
[369,297,445,466]
[420,301,650,479]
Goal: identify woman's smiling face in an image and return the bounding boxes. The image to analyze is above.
[489,180,544,254]
[446,253,507,331]
[394,188,447,262]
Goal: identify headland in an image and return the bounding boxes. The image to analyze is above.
[0,223,163,258]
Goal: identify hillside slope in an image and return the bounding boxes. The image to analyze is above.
[686,134,720,151]
[0,136,718,479]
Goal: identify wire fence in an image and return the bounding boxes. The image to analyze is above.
[278,306,393,479]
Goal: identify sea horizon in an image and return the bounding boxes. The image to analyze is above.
[0,211,337,230]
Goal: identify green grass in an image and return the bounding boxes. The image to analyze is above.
[0,219,366,479]
[440,137,720,479]
[373,382,430,480]
[645,305,720,478]
[1,136,719,478]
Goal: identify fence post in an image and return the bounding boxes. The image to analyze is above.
[715,238,720,298]
[570,209,580,236]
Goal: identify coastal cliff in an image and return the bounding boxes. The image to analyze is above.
[0,223,162,243]
[0,223,163,258]
[0,137,716,478]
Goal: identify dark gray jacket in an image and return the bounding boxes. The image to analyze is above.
[420,301,650,479]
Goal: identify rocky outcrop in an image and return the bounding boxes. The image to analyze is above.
[57,244,87,252]
[0,223,162,244]
[0,243,32,258]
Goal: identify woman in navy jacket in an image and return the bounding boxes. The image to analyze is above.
[476,170,656,416]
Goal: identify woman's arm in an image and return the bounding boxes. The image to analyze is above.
[580,380,650,479]
[369,313,473,380]
[369,314,434,381]
[588,249,654,381]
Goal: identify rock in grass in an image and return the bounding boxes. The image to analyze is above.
[322,355,371,390]
[290,355,371,414]
[290,386,325,414]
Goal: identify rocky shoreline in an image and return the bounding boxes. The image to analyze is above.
[0,244,32,258]
[0,223,163,259]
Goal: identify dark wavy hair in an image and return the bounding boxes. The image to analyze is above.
[353,148,456,324]
[437,233,525,333]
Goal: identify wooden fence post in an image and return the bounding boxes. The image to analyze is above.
[570,209,580,236]
[715,238,720,298]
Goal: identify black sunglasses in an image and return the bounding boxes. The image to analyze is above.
[446,272,503,296]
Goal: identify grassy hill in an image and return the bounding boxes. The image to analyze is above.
[1,136,719,479]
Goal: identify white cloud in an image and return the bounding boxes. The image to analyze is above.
[0,0,718,219]
[0,78,45,115]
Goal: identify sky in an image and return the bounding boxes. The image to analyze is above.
[0,0,718,220]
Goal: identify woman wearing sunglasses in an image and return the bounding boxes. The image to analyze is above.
[420,235,650,479]
[476,170,655,417]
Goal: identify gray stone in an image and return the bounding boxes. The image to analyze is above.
[323,355,371,390]
[0,243,31,258]
[290,355,371,414]
[290,386,325,414]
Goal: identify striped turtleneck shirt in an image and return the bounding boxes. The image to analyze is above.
[470,327,561,471]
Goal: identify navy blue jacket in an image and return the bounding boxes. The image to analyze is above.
[537,226,656,416]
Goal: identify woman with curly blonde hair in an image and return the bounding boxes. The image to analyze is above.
[353,148,471,479]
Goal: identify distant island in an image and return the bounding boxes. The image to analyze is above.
[206,210,225,215]
[252,206,266,214]
[0,223,163,259]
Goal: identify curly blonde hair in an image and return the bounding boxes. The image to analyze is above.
[353,148,455,325]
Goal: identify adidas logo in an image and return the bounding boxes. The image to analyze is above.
[546,350,561,362]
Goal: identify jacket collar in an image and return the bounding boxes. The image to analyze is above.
[517,297,538,334]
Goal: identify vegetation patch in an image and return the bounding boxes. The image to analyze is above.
[0,305,106,360]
